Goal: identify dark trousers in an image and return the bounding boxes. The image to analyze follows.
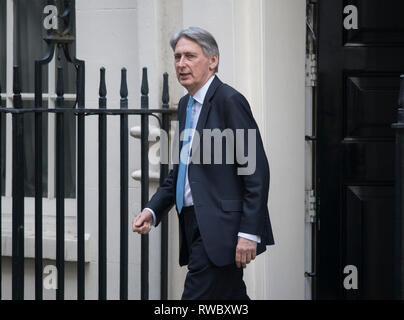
[181,206,250,300]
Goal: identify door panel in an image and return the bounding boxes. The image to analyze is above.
[317,0,404,299]
[343,142,395,181]
[344,186,395,299]
[345,75,399,138]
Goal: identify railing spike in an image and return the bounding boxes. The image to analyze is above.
[399,75,404,108]
[141,67,149,95]
[120,68,128,99]
[162,72,169,106]
[99,67,107,98]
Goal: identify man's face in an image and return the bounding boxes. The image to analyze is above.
[174,36,218,96]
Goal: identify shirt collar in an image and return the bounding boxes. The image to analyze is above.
[192,75,215,105]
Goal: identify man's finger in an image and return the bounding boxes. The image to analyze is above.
[138,222,151,234]
[133,218,145,232]
[132,215,140,227]
[132,218,138,232]
[245,251,252,265]
[138,224,147,233]
[251,250,256,260]
[135,215,145,227]
[240,251,247,268]
[235,250,242,268]
[142,223,151,233]
[133,215,141,226]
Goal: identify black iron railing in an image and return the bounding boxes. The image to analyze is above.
[2,0,175,300]
[0,63,175,300]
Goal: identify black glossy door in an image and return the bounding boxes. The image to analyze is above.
[317,0,404,299]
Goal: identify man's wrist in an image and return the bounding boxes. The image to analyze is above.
[238,232,261,243]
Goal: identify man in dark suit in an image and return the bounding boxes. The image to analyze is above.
[133,26,274,300]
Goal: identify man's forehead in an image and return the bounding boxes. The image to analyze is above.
[174,36,202,53]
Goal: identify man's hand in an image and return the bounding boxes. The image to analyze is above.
[132,209,153,235]
[235,237,257,268]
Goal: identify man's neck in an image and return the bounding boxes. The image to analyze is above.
[187,73,215,96]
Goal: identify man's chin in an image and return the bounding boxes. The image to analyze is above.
[179,79,191,89]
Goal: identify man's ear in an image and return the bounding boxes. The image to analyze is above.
[209,55,219,71]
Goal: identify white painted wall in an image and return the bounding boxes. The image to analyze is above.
[263,0,306,299]
[1,0,306,300]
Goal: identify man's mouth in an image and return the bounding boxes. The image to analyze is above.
[179,73,191,78]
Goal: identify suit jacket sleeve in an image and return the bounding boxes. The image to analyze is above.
[145,166,177,227]
[224,92,270,236]
[143,97,185,226]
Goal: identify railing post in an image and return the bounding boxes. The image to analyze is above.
[120,68,129,300]
[34,44,55,301]
[55,65,65,300]
[160,73,169,300]
[98,67,107,300]
[76,59,86,301]
[393,75,404,300]
[12,65,24,300]
[34,60,44,301]
[70,51,86,301]
[140,67,149,300]
[0,81,2,300]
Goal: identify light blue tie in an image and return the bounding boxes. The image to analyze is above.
[176,96,195,214]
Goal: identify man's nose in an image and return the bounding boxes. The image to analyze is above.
[177,56,185,68]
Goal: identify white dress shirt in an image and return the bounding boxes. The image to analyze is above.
[145,75,260,243]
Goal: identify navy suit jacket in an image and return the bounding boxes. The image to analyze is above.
[146,76,274,267]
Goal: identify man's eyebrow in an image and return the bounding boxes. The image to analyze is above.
[174,51,197,55]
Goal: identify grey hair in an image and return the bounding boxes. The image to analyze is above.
[170,26,219,73]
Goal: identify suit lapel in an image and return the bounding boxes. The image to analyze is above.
[178,94,189,141]
[191,76,223,155]
[196,76,222,133]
